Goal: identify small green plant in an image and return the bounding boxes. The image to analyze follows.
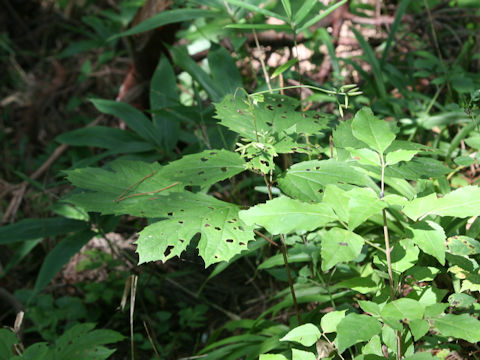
[64,85,480,359]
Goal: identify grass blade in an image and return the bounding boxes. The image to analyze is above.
[294,0,318,26]
[351,26,387,98]
[381,0,411,65]
[224,0,288,22]
[297,0,347,34]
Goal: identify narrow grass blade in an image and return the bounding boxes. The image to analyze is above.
[351,27,387,98]
[297,0,347,34]
[381,0,411,65]
[224,0,288,22]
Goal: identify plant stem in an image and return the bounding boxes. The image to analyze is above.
[263,175,301,324]
[252,29,272,93]
[380,156,401,359]
[280,233,302,325]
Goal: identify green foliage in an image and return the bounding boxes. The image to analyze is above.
[0,324,123,360]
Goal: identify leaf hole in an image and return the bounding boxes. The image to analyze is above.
[226,239,234,243]
[205,223,211,227]
[201,157,208,162]
[179,238,185,243]
[210,151,217,155]
[178,221,184,224]
[164,245,174,257]
[221,167,227,172]
[338,242,348,246]
[198,171,205,175]
[215,227,221,231]
[266,121,273,126]
[167,212,173,216]
[239,242,246,246]
[267,105,274,110]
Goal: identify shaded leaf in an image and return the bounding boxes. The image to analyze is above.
[292,348,316,360]
[409,319,430,341]
[0,218,87,245]
[34,230,95,294]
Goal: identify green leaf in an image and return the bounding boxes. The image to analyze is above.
[296,0,348,33]
[446,235,480,255]
[150,56,180,151]
[111,9,217,38]
[381,298,424,331]
[54,322,124,359]
[258,244,316,269]
[351,28,387,98]
[404,186,480,220]
[34,230,95,294]
[375,239,419,274]
[335,314,382,353]
[434,314,480,343]
[56,126,155,153]
[0,329,18,360]
[280,323,321,347]
[226,24,291,30]
[223,0,288,22]
[336,277,378,294]
[385,149,418,165]
[323,185,385,231]
[272,58,298,78]
[292,349,316,360]
[278,159,374,202]
[159,150,246,189]
[351,108,395,154]
[17,342,50,359]
[91,99,162,147]
[321,310,347,333]
[67,151,245,214]
[208,44,242,97]
[293,0,318,25]
[170,46,222,101]
[151,55,178,109]
[136,192,254,267]
[259,355,288,360]
[409,319,430,341]
[239,197,336,235]
[358,300,381,316]
[403,353,439,360]
[0,217,87,245]
[454,155,475,166]
[280,0,292,19]
[215,94,329,142]
[321,228,364,271]
[448,293,476,308]
[407,220,446,265]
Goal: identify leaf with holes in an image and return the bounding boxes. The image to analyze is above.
[66,151,245,215]
[136,192,255,267]
[215,93,330,146]
[239,196,336,235]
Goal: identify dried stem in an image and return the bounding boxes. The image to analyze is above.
[115,181,179,202]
